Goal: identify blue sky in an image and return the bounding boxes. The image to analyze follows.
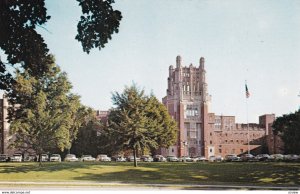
[1,0,300,123]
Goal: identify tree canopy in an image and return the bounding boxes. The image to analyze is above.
[0,0,122,91]
[272,110,300,154]
[7,57,86,163]
[108,85,177,167]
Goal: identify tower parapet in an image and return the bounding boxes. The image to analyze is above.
[176,55,182,68]
[200,57,205,69]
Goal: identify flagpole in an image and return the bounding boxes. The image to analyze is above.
[245,80,250,155]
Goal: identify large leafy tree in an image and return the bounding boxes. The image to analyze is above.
[272,110,300,154]
[7,57,83,164]
[71,109,102,157]
[108,85,177,167]
[0,0,122,91]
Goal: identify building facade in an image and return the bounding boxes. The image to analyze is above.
[0,94,14,155]
[162,56,277,158]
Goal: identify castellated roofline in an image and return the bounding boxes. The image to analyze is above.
[174,55,206,69]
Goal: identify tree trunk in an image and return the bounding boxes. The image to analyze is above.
[38,153,42,167]
[133,148,137,167]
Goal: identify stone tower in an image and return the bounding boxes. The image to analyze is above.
[162,56,211,157]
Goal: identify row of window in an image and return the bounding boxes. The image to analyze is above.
[184,105,199,118]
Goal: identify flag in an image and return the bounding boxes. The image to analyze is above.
[245,84,250,98]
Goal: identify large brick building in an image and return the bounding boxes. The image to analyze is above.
[161,56,278,158]
[0,56,284,157]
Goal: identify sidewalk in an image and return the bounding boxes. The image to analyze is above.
[0,181,299,190]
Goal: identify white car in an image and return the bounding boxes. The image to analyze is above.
[209,155,224,162]
[10,154,23,162]
[116,156,126,162]
[153,155,167,162]
[127,156,140,162]
[64,154,79,162]
[179,156,193,162]
[167,156,179,162]
[81,155,96,162]
[193,156,208,162]
[141,155,153,162]
[284,154,299,162]
[97,154,111,162]
[50,154,61,162]
[38,154,49,162]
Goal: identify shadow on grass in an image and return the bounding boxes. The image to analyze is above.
[0,162,299,188]
[0,162,105,173]
[72,162,300,187]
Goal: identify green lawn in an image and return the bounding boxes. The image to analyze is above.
[0,162,299,187]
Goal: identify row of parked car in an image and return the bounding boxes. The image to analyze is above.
[0,153,111,162]
[1,153,299,163]
[171,154,300,162]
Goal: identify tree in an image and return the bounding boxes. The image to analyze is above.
[146,96,177,155]
[108,85,177,167]
[0,0,122,91]
[7,57,83,165]
[272,110,300,154]
[71,108,102,157]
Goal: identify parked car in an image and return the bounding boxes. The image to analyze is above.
[255,154,271,161]
[270,154,284,162]
[115,156,127,162]
[38,154,49,162]
[284,154,299,162]
[97,154,111,162]
[167,156,179,162]
[24,155,37,162]
[224,154,241,162]
[179,156,194,162]
[240,154,255,161]
[127,156,140,162]
[209,155,223,162]
[50,154,61,162]
[10,153,23,162]
[0,154,9,162]
[140,155,153,162]
[80,155,95,162]
[193,156,208,162]
[64,154,79,162]
[153,155,167,162]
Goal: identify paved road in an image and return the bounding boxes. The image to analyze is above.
[0,181,299,190]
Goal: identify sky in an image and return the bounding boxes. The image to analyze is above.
[1,0,300,123]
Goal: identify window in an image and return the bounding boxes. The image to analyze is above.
[184,105,199,118]
[240,149,243,153]
[219,149,222,153]
[210,141,212,144]
[210,149,212,153]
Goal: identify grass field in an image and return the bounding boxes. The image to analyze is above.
[0,162,299,187]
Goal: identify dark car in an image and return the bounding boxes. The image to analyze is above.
[255,154,271,161]
[0,154,9,162]
[153,155,166,162]
[240,154,255,161]
[225,154,240,162]
[24,155,37,162]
